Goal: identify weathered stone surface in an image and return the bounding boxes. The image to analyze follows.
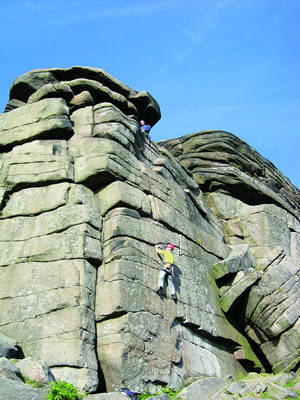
[96,180,152,216]
[129,90,161,127]
[293,381,300,391]
[0,379,43,400]
[212,244,256,280]
[205,192,295,264]
[2,182,97,218]
[0,67,299,397]
[0,357,23,381]
[228,248,300,373]
[5,139,74,192]
[159,130,300,218]
[0,333,20,359]
[261,317,300,373]
[267,381,298,399]
[0,98,72,149]
[4,98,26,112]
[173,377,228,400]
[68,136,142,190]
[93,102,138,148]
[245,372,294,388]
[28,83,74,103]
[16,357,55,384]
[61,78,138,117]
[225,381,244,395]
[69,90,94,108]
[0,342,19,359]
[239,381,266,397]
[219,271,261,313]
[70,106,94,137]
[9,70,59,102]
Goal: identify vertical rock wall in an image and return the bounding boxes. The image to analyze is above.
[160,132,300,380]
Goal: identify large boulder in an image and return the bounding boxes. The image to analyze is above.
[0,358,43,400]
[15,357,55,385]
[0,333,21,359]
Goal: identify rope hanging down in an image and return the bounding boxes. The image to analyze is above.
[145,134,165,248]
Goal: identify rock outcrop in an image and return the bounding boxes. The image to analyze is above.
[159,133,300,376]
[0,356,54,400]
[0,67,299,396]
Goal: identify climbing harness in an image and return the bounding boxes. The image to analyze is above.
[145,134,165,248]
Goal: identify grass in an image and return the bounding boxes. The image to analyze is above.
[138,386,182,399]
[240,382,300,400]
[23,376,45,388]
[46,380,86,400]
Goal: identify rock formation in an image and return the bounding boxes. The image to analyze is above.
[0,67,299,396]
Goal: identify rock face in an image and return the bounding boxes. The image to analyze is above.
[0,67,299,395]
[159,133,300,376]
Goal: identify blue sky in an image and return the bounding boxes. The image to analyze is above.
[1,0,299,188]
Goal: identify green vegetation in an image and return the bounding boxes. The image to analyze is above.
[244,391,270,399]
[138,386,182,399]
[284,381,300,399]
[239,383,300,400]
[46,380,86,400]
[23,376,45,388]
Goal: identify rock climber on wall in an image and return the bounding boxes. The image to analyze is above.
[140,120,151,138]
[155,243,177,300]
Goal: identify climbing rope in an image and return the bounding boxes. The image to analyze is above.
[145,134,165,248]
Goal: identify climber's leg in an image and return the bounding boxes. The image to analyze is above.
[167,274,176,297]
[157,270,166,293]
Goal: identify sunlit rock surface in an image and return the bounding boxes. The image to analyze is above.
[0,67,299,394]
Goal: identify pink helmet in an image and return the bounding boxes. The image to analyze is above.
[166,243,174,250]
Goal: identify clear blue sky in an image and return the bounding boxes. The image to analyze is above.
[1,0,299,188]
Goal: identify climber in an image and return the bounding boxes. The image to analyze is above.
[140,120,151,139]
[155,243,177,300]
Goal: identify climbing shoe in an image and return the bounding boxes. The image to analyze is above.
[171,294,177,300]
[156,287,163,294]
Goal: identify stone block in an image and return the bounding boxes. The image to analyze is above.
[94,102,138,132]
[27,83,74,103]
[68,136,143,190]
[96,180,151,216]
[0,357,22,381]
[219,272,261,313]
[6,139,74,192]
[2,182,98,218]
[0,379,42,400]
[174,377,228,400]
[243,255,300,348]
[16,357,55,385]
[212,244,256,280]
[0,98,71,148]
[261,318,300,373]
[267,381,298,400]
[70,106,94,137]
[51,366,99,393]
[0,210,102,266]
